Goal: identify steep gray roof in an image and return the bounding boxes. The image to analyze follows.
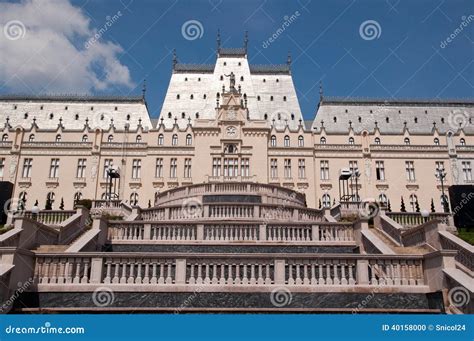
[249,64,290,75]
[0,94,145,103]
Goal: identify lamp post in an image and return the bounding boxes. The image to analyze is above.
[31,204,40,221]
[435,168,449,213]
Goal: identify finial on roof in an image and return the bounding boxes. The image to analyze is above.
[433,121,436,127]
[217,29,221,50]
[287,51,292,66]
[319,81,323,101]
[320,120,324,128]
[374,121,378,128]
[174,117,177,125]
[188,117,191,125]
[349,120,352,128]
[142,79,146,99]
[172,49,177,69]
[244,31,248,52]
[299,118,302,126]
[138,118,142,127]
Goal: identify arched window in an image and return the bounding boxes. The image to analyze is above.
[264,113,268,120]
[348,137,354,145]
[136,135,142,143]
[82,135,88,142]
[220,75,223,81]
[322,194,331,208]
[320,137,326,145]
[24,113,28,119]
[378,194,388,206]
[126,114,130,121]
[409,194,418,212]
[195,113,199,119]
[224,144,238,154]
[107,135,113,142]
[283,96,287,102]
[168,112,172,118]
[75,114,79,120]
[270,135,276,147]
[374,137,381,145]
[158,134,164,145]
[404,137,410,145]
[270,96,274,101]
[176,94,180,99]
[130,192,139,206]
[186,134,192,145]
[28,134,35,142]
[172,134,178,146]
[434,138,439,145]
[203,94,207,99]
[291,114,295,120]
[257,96,261,101]
[190,94,193,100]
[18,191,27,209]
[2,134,8,141]
[49,113,54,119]
[55,134,61,142]
[284,135,290,147]
[460,138,466,146]
[298,135,304,147]
[240,76,244,81]
[181,112,186,119]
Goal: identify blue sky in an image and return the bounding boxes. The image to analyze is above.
[0,0,473,119]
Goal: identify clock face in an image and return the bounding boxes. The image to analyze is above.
[226,126,237,137]
[227,110,236,120]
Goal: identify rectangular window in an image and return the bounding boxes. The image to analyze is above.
[76,158,87,178]
[270,158,278,179]
[103,159,113,178]
[22,158,32,178]
[320,160,329,180]
[241,158,249,177]
[462,161,472,181]
[49,158,59,178]
[155,158,163,178]
[298,159,306,179]
[0,158,4,178]
[284,159,292,179]
[184,158,192,178]
[212,158,221,177]
[405,161,416,181]
[170,158,177,178]
[132,159,141,179]
[349,160,358,174]
[375,161,385,181]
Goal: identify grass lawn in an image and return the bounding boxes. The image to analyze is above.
[0,224,13,235]
[457,228,474,245]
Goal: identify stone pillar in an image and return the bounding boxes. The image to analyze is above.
[259,224,266,241]
[175,259,187,284]
[204,205,210,218]
[196,224,204,241]
[356,259,369,285]
[423,250,456,291]
[143,223,151,240]
[293,209,299,220]
[274,259,286,285]
[254,205,260,218]
[311,224,319,241]
[90,257,104,283]
[353,218,369,253]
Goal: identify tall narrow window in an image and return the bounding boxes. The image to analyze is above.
[348,137,354,145]
[320,137,326,144]
[320,160,329,180]
[103,159,113,178]
[21,158,32,178]
[409,194,418,212]
[298,159,306,179]
[212,158,221,177]
[170,158,177,178]
[49,158,59,178]
[132,159,142,179]
[184,158,192,178]
[172,134,178,146]
[284,159,292,179]
[378,194,388,205]
[0,158,5,178]
[270,135,276,147]
[375,161,385,181]
[349,161,358,175]
[405,161,416,181]
[240,158,249,177]
[158,134,164,145]
[374,137,381,145]
[298,135,304,147]
[76,159,86,178]
[284,135,290,147]
[155,158,163,178]
[270,159,278,179]
[186,134,192,145]
[404,137,410,145]
[462,161,472,181]
[322,194,331,208]
[130,192,139,206]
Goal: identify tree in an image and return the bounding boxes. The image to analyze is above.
[45,197,52,210]
[400,196,406,212]
[415,198,420,213]
[387,199,392,212]
[318,199,322,209]
[430,198,436,213]
[34,200,38,206]
[59,198,64,210]
[148,200,151,208]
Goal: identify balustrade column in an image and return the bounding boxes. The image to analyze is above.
[89,257,103,283]
[259,224,266,241]
[274,259,286,285]
[175,259,187,284]
[196,224,204,241]
[312,225,319,241]
[356,259,369,285]
[143,224,151,240]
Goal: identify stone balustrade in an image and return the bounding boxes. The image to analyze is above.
[107,222,355,243]
[386,212,449,227]
[439,231,474,272]
[23,210,76,226]
[33,253,429,289]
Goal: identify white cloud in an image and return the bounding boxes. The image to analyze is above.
[0,0,134,94]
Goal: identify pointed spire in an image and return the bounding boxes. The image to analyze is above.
[244,31,248,52]
[217,29,221,50]
[319,81,323,102]
[142,79,146,99]
[172,49,177,69]
[287,51,292,66]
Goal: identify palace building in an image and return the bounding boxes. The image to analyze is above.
[0,37,472,313]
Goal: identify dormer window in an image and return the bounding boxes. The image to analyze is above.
[333,117,337,123]
[1,134,7,142]
[158,134,164,145]
[181,112,186,119]
[374,137,381,145]
[298,135,304,147]
[24,113,28,119]
[168,112,172,118]
[270,135,276,147]
[349,137,354,145]
[75,114,79,120]
[29,134,35,142]
[55,134,61,142]
[186,134,192,145]
[284,135,290,147]
[460,138,466,146]
[190,94,194,99]
[108,135,113,142]
[203,94,207,99]
[404,137,410,145]
[176,94,180,99]
[320,137,326,144]
[291,114,295,120]
[49,113,54,119]
[240,76,244,81]
[257,96,261,101]
[172,134,178,146]
[283,96,287,101]
[136,135,142,143]
[270,96,274,101]
[434,138,439,145]
[82,135,88,142]
[220,75,223,81]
